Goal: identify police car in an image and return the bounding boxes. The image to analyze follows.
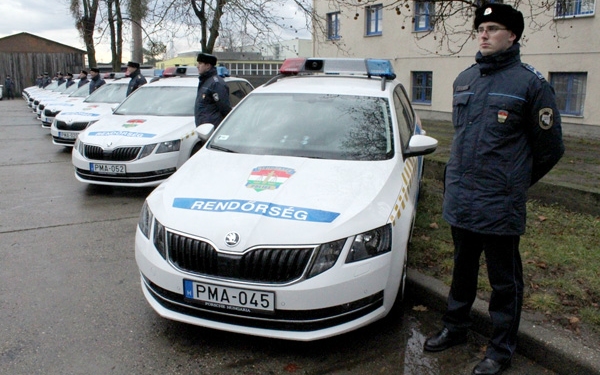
[50,78,129,146]
[135,58,438,341]
[40,82,90,128]
[71,76,253,186]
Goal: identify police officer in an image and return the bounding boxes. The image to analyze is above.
[88,68,106,94]
[41,72,52,88]
[65,72,75,88]
[35,74,43,87]
[78,70,89,88]
[56,72,66,86]
[125,61,147,96]
[194,53,231,127]
[423,4,564,375]
[4,75,15,100]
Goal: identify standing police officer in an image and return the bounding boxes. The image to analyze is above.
[56,72,66,86]
[423,4,564,375]
[194,53,231,127]
[78,70,89,88]
[89,68,106,94]
[41,72,52,88]
[4,75,15,99]
[65,72,76,88]
[125,61,147,96]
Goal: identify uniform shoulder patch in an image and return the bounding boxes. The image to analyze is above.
[522,63,546,82]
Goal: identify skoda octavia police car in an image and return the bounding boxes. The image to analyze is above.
[50,78,129,147]
[135,58,438,341]
[72,76,253,187]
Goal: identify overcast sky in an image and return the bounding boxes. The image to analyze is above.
[0,0,311,65]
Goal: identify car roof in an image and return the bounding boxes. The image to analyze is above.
[140,76,251,88]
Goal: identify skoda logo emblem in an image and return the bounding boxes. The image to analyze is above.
[106,141,113,148]
[225,232,240,247]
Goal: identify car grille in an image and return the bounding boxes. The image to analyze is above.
[38,104,45,110]
[167,231,314,284]
[82,144,142,161]
[56,121,90,131]
[44,109,60,117]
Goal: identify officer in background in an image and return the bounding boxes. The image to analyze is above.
[56,72,66,86]
[41,72,52,88]
[194,53,231,127]
[65,72,76,88]
[78,70,89,88]
[4,75,15,99]
[423,4,564,375]
[125,61,147,96]
[35,74,43,87]
[88,68,106,94]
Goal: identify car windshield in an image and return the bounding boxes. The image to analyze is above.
[69,83,90,98]
[63,83,79,95]
[114,86,197,116]
[208,93,394,161]
[84,83,128,103]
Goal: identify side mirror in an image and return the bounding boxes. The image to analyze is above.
[196,123,215,141]
[403,134,438,158]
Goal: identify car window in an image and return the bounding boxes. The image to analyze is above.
[393,86,413,151]
[84,83,128,103]
[70,83,90,98]
[227,81,253,107]
[209,93,394,161]
[115,86,197,116]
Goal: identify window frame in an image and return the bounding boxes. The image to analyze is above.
[549,72,587,117]
[555,0,596,17]
[411,71,433,104]
[327,11,341,40]
[365,4,384,36]
[414,1,435,32]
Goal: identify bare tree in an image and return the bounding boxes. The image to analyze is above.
[70,0,101,67]
[130,0,149,63]
[106,0,125,70]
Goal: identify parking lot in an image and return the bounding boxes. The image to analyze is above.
[0,99,558,375]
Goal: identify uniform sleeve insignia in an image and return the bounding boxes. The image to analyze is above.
[523,63,546,81]
[539,108,554,130]
[213,93,220,102]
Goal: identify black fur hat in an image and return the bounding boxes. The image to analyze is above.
[474,3,524,42]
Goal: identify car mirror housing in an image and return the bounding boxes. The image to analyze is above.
[403,134,438,158]
[196,123,215,141]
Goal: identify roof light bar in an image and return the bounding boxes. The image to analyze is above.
[279,58,396,80]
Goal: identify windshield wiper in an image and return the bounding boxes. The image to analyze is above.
[209,144,237,153]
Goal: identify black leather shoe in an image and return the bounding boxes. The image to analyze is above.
[472,357,510,375]
[423,327,467,352]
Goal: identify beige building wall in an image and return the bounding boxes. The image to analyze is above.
[312,1,600,137]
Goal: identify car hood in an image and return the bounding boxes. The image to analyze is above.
[79,115,196,145]
[148,151,403,251]
[56,103,115,123]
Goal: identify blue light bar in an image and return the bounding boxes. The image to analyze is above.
[279,57,396,80]
[366,59,396,80]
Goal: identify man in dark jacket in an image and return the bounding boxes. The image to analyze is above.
[56,72,66,86]
[89,68,106,94]
[78,70,89,88]
[4,75,15,99]
[41,72,52,88]
[423,4,564,375]
[125,61,147,96]
[194,53,231,127]
[65,72,76,88]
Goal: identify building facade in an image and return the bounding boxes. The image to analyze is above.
[312,1,599,138]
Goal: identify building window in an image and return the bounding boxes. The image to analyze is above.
[327,12,341,40]
[550,72,587,116]
[366,4,383,36]
[412,71,433,104]
[556,0,595,17]
[414,1,435,31]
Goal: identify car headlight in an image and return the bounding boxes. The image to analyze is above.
[74,137,80,151]
[138,144,157,159]
[345,224,392,263]
[153,218,167,259]
[307,238,346,279]
[156,140,181,154]
[138,201,153,239]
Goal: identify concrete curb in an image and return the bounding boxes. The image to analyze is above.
[406,269,600,375]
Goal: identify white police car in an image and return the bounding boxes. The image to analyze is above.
[40,82,90,128]
[135,58,438,341]
[72,76,253,186]
[50,78,129,147]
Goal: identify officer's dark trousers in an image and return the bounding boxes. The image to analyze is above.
[442,226,523,363]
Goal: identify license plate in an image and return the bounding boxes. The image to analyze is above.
[58,131,78,139]
[184,280,275,314]
[90,163,126,175]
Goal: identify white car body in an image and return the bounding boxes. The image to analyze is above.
[72,76,254,186]
[135,58,438,341]
[39,82,90,127]
[50,78,130,147]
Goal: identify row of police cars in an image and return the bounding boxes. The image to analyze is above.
[21,58,438,341]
